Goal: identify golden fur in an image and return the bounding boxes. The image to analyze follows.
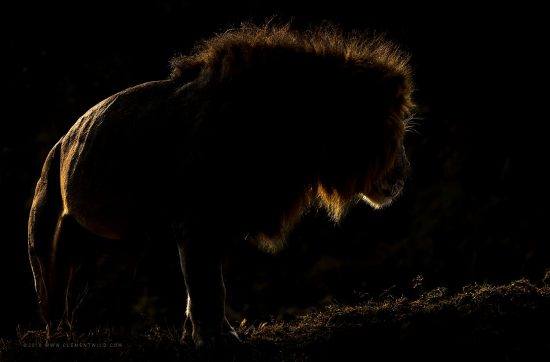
[28,23,415,343]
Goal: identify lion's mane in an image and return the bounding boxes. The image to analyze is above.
[167,23,414,251]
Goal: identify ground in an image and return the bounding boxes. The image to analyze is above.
[1,278,548,361]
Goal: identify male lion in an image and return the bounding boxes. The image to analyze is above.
[28,24,414,347]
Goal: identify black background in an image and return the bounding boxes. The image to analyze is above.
[1,1,548,335]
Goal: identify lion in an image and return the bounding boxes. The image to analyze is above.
[27,23,414,348]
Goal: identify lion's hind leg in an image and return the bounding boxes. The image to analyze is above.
[28,143,92,333]
[48,215,94,331]
[30,212,92,333]
[28,143,63,332]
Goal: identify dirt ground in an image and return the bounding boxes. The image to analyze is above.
[2,278,548,361]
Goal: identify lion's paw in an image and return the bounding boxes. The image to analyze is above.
[194,329,240,349]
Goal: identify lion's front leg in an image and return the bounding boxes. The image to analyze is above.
[176,233,239,348]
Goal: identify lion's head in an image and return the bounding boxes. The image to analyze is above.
[306,36,414,220]
[170,23,415,244]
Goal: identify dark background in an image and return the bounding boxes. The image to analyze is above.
[2,1,548,335]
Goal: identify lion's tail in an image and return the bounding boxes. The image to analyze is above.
[27,141,63,326]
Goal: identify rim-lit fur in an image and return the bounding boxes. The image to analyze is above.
[27,23,416,334]
[170,23,415,250]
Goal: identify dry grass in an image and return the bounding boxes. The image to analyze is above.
[2,278,549,361]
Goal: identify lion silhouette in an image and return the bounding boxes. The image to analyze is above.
[28,23,414,347]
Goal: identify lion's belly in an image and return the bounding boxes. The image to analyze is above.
[60,134,141,239]
[61,132,183,239]
[58,81,188,239]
